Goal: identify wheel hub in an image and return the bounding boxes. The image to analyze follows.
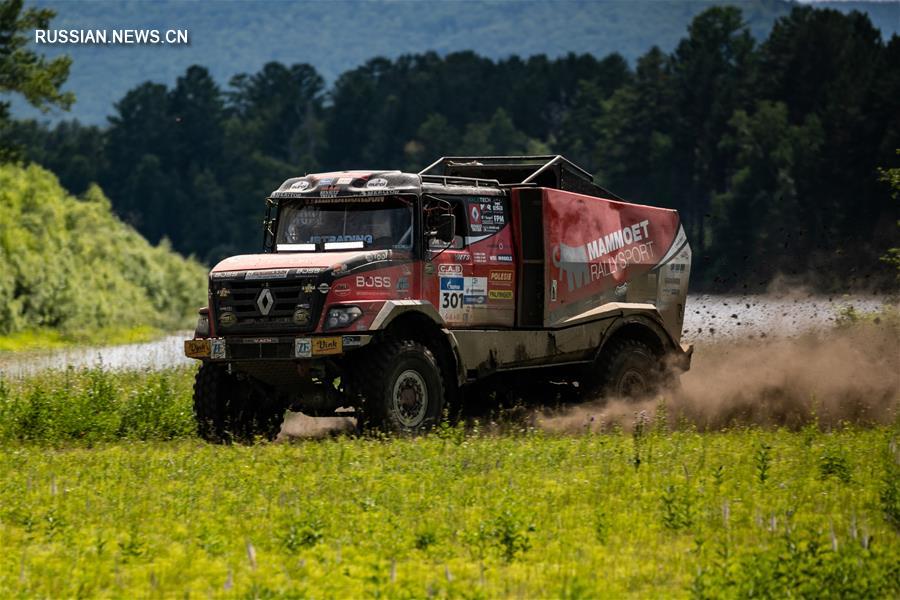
[618,369,648,398]
[392,370,428,427]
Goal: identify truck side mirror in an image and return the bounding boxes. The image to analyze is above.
[436,213,456,243]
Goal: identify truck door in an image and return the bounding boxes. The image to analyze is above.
[427,195,515,328]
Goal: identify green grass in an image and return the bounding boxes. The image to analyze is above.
[0,325,169,354]
[0,366,197,444]
[0,367,897,597]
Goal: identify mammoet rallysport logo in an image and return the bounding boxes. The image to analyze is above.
[551,220,655,292]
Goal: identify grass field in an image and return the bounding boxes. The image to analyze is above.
[0,368,898,597]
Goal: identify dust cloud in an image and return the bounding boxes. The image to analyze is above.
[277,412,355,441]
[539,319,900,433]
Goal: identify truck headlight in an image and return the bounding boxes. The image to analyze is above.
[325,306,362,330]
[195,314,210,337]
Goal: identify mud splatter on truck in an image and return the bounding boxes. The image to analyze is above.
[184,156,692,440]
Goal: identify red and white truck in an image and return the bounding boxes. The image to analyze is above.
[184,156,692,441]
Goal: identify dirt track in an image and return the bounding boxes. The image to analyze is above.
[681,293,886,342]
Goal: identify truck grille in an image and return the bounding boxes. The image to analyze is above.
[212,277,323,333]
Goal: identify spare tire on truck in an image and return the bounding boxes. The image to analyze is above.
[359,340,446,433]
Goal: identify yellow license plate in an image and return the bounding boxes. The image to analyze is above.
[312,337,343,356]
[184,339,210,358]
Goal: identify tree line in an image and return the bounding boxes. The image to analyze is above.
[3,4,898,291]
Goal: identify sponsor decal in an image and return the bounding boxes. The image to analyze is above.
[210,339,226,359]
[312,336,342,356]
[333,282,351,296]
[317,283,331,294]
[438,273,467,321]
[552,220,657,292]
[356,275,391,288]
[289,180,310,191]
[184,339,210,358]
[211,271,241,279]
[219,311,237,326]
[453,253,471,263]
[305,196,384,205]
[463,276,487,305]
[320,186,340,198]
[244,337,277,344]
[318,178,333,185]
[365,249,391,262]
[489,289,513,300]
[216,287,230,298]
[440,276,464,291]
[438,263,463,275]
[311,234,373,244]
[467,197,506,234]
[302,283,316,294]
[336,176,353,185]
[295,267,326,275]
[366,177,388,188]
[495,255,513,263]
[342,335,365,347]
[473,252,487,263]
[246,269,289,280]
[295,338,312,358]
[490,270,513,283]
[397,276,409,291]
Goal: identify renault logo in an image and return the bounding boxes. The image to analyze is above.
[257,288,274,315]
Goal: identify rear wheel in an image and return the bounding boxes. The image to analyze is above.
[358,340,445,433]
[586,339,662,400]
[193,363,284,443]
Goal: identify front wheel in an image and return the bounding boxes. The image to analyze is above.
[193,363,285,443]
[359,340,446,433]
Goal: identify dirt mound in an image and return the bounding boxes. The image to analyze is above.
[539,319,900,433]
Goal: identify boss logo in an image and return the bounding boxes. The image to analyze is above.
[356,275,392,288]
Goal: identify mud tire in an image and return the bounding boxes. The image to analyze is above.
[358,340,445,433]
[193,363,284,444]
[589,339,662,400]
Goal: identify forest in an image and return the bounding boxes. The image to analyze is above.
[3,4,899,291]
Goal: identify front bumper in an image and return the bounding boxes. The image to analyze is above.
[184,334,372,361]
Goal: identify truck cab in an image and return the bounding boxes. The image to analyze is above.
[185,156,692,441]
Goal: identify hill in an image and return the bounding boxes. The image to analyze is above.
[0,163,206,340]
[12,0,900,124]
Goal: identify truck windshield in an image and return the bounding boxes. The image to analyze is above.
[276,196,414,251]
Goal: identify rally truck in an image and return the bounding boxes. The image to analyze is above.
[184,156,692,441]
